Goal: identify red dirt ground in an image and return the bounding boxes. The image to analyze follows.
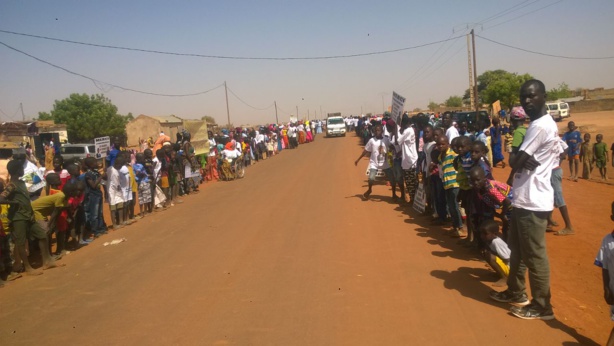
[0,112,612,345]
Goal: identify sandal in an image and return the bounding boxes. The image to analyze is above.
[554,228,575,236]
[450,229,467,238]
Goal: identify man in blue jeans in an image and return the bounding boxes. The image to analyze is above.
[355,124,395,201]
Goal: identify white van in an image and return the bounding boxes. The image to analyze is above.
[326,116,346,137]
[546,102,570,122]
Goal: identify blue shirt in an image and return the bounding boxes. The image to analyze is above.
[562,130,582,157]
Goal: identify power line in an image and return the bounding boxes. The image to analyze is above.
[476,35,614,60]
[396,0,545,91]
[0,40,226,97]
[483,0,564,31]
[477,0,540,25]
[226,86,275,111]
[0,29,465,60]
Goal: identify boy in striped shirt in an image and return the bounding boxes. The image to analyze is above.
[436,135,463,234]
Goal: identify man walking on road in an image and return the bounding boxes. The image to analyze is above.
[490,79,559,320]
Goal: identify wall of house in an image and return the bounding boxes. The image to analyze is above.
[126,116,162,147]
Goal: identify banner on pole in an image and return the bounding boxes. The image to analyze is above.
[391,91,406,123]
[94,136,110,158]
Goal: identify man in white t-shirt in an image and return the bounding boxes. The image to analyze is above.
[443,112,459,143]
[490,79,558,321]
[354,124,394,200]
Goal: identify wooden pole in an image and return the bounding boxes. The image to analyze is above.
[471,30,479,117]
[224,81,231,126]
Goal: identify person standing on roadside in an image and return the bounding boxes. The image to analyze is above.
[355,124,394,201]
[562,121,582,181]
[443,112,459,143]
[490,80,559,320]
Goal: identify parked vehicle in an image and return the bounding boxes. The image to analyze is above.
[546,102,570,122]
[60,143,97,162]
[326,116,346,137]
[453,110,490,126]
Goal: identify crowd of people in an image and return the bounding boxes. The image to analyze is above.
[354,79,593,323]
[0,121,320,287]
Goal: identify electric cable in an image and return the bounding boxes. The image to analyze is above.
[0,40,226,96]
[477,35,614,60]
[226,86,275,111]
[0,29,465,60]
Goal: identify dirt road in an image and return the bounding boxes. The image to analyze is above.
[0,125,609,345]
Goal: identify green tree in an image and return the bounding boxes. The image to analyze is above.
[201,115,217,124]
[547,82,573,101]
[45,93,128,143]
[37,111,53,120]
[124,112,134,121]
[478,70,534,110]
[427,101,438,111]
[444,96,463,108]
[412,107,421,112]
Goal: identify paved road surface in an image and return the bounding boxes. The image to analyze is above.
[0,133,595,345]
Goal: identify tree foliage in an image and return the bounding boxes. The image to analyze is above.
[478,70,534,110]
[201,115,217,124]
[547,82,573,101]
[444,96,463,108]
[427,101,438,111]
[44,93,128,143]
[37,112,53,120]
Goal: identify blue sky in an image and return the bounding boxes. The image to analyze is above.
[1,0,613,126]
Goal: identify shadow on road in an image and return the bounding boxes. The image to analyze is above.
[399,201,601,346]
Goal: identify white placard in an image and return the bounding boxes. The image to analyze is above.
[412,183,426,214]
[94,136,110,158]
[391,91,406,123]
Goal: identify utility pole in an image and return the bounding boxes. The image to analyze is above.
[307,109,310,120]
[296,105,299,121]
[361,105,363,115]
[224,81,231,126]
[274,101,279,124]
[471,29,479,116]
[466,34,475,112]
[320,105,323,118]
[20,103,25,121]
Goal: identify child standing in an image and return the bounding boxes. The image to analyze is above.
[594,134,609,181]
[594,201,614,345]
[436,135,463,234]
[83,157,105,239]
[580,133,593,180]
[480,219,511,287]
[118,154,134,225]
[107,156,125,230]
[562,121,582,181]
[134,153,150,217]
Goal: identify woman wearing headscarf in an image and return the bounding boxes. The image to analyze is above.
[305,121,313,143]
